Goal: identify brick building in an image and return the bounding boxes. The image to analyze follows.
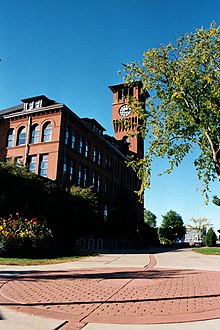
[0,82,147,238]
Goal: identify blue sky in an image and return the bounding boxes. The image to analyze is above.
[0,0,220,231]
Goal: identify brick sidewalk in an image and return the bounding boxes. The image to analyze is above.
[1,254,220,329]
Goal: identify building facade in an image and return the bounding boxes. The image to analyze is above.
[0,83,147,238]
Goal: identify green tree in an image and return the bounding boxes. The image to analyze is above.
[123,22,220,201]
[158,210,186,244]
[204,227,217,247]
[144,209,157,227]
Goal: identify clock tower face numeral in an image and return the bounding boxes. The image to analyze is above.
[119,104,132,117]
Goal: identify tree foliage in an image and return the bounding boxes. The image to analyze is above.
[187,217,211,232]
[144,209,157,227]
[204,227,217,247]
[123,22,220,201]
[158,210,186,244]
[0,161,98,247]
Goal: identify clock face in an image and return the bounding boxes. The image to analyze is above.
[119,104,132,117]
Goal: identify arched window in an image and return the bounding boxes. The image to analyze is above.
[17,127,26,145]
[31,124,39,143]
[42,122,52,142]
[7,128,15,147]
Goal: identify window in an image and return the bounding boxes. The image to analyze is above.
[98,150,102,166]
[83,167,88,187]
[27,100,41,109]
[77,164,82,185]
[29,155,37,173]
[71,131,76,150]
[93,146,97,162]
[16,156,23,167]
[97,175,101,192]
[65,126,71,146]
[7,128,15,147]
[63,156,67,175]
[92,172,96,189]
[17,127,26,145]
[28,101,34,110]
[42,122,52,142]
[70,159,75,182]
[85,139,89,158]
[31,124,39,143]
[39,154,48,177]
[104,205,108,222]
[79,136,84,154]
[35,100,40,108]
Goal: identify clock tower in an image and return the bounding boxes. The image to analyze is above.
[109,82,148,159]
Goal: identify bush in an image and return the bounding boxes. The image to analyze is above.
[0,214,54,257]
[204,228,217,247]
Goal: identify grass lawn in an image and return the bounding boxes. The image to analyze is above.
[0,254,93,266]
[192,246,220,255]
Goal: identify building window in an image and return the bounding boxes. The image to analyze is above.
[63,156,67,177]
[71,131,76,150]
[31,124,39,143]
[35,100,40,108]
[42,122,52,142]
[6,128,15,147]
[16,156,23,167]
[27,100,41,110]
[17,127,26,145]
[85,139,89,158]
[83,167,88,187]
[65,126,71,146]
[98,150,102,166]
[92,171,96,189]
[93,146,97,162]
[77,164,82,185]
[39,154,48,177]
[29,155,37,173]
[79,136,84,154]
[28,101,34,110]
[97,174,101,192]
[104,205,108,222]
[70,159,75,182]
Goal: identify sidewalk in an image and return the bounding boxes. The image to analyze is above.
[1,248,220,329]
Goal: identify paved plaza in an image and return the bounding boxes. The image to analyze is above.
[0,248,220,329]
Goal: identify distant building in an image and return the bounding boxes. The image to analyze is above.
[185,227,207,246]
[0,82,148,238]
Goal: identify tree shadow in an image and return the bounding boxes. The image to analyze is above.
[0,267,204,281]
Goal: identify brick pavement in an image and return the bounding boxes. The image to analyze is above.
[1,254,220,329]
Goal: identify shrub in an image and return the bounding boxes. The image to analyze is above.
[0,213,54,257]
[204,228,217,247]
